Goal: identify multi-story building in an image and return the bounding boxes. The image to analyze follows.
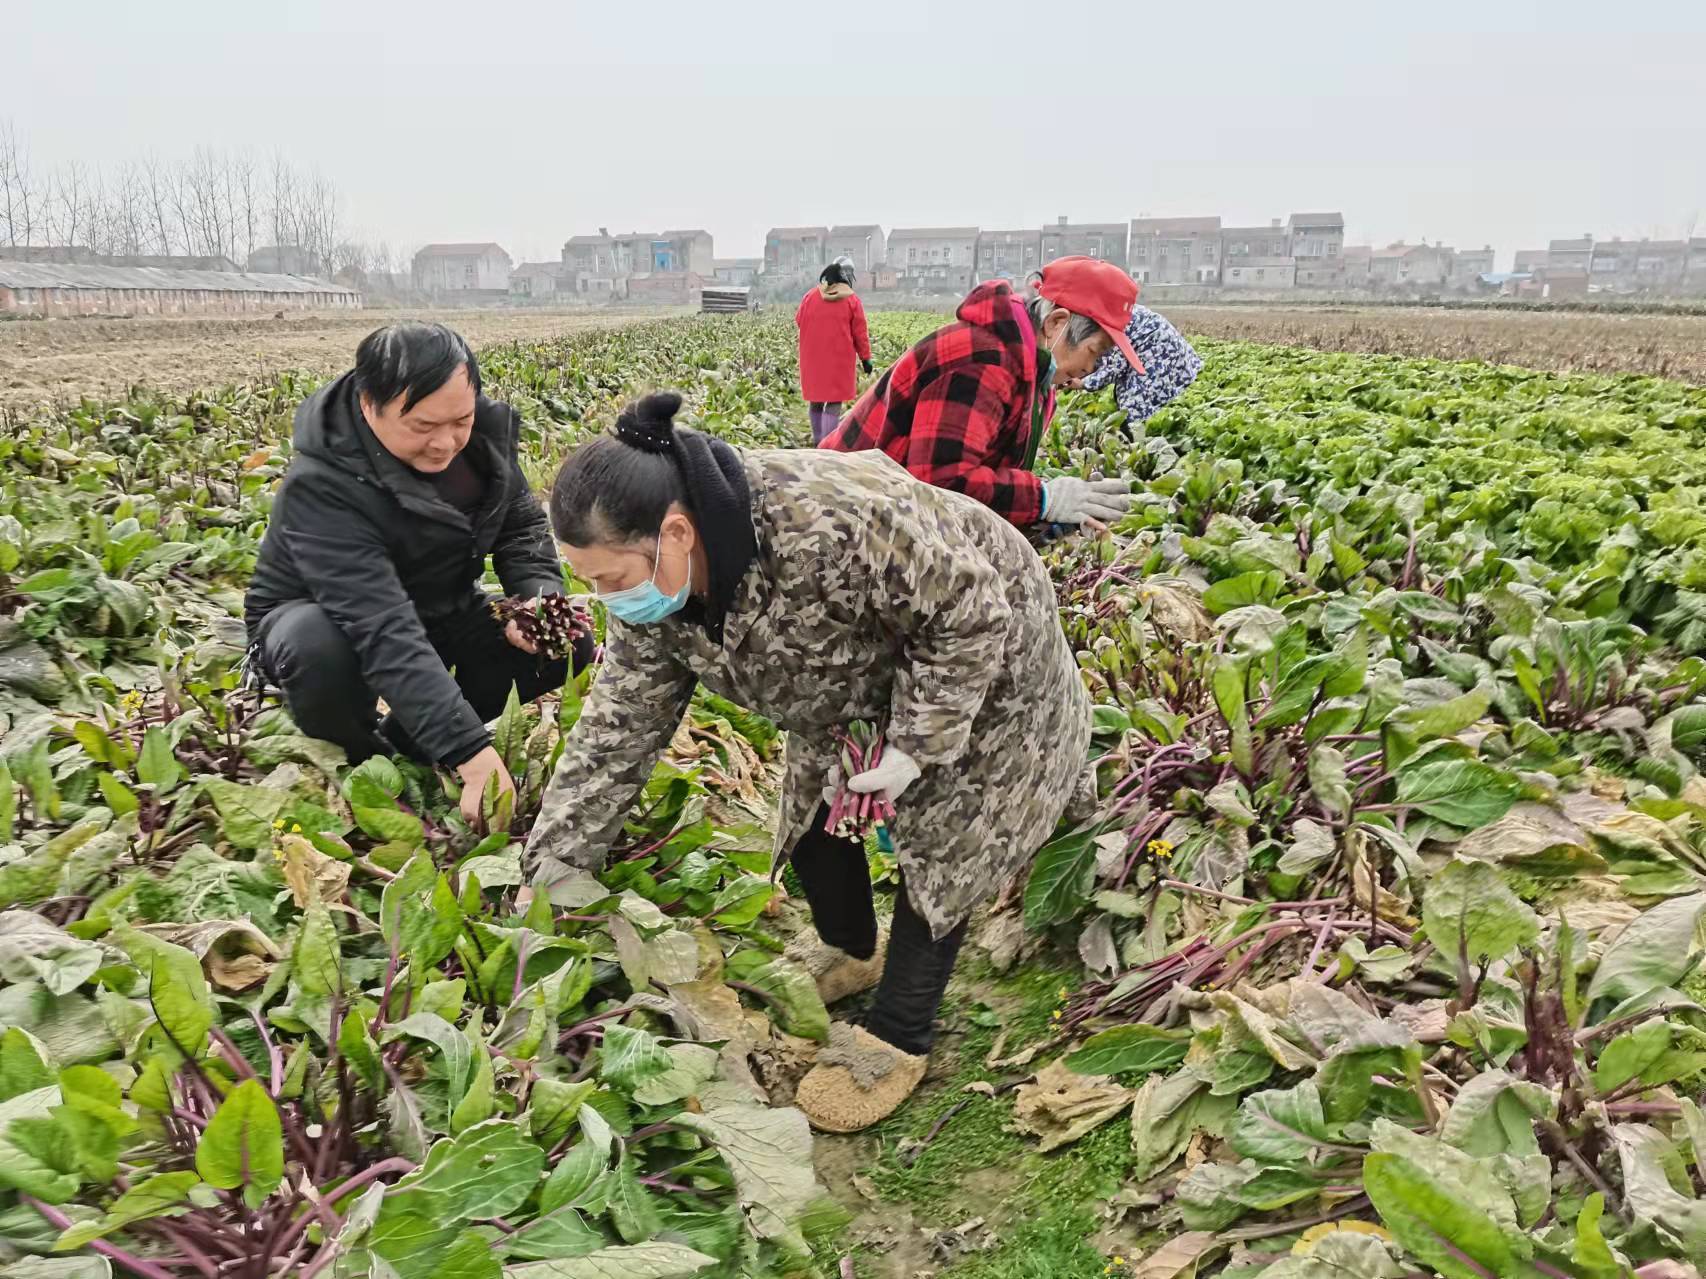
[1222,222,1294,262]
[1687,238,1706,294]
[1129,217,1221,285]
[764,227,831,280]
[888,227,978,291]
[1341,245,1373,288]
[412,242,513,295]
[606,233,646,276]
[1534,237,1592,297]
[1040,217,1128,271]
[1288,212,1345,288]
[560,229,711,292]
[657,230,715,276]
[1548,237,1594,274]
[1513,249,1548,276]
[1449,246,1496,287]
[1633,241,1688,292]
[976,229,1043,283]
[1588,238,1637,291]
[1368,242,1452,288]
[827,225,887,273]
[562,231,619,291]
[1221,222,1295,289]
[1588,238,1687,293]
[509,262,567,299]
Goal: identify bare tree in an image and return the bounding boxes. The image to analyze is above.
[233,150,259,268]
[179,147,229,260]
[141,153,176,255]
[302,169,341,271]
[47,160,91,249]
[267,150,298,260]
[109,163,149,256]
[1,123,356,272]
[0,119,39,247]
[83,166,114,256]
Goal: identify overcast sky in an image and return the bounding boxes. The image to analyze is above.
[7,0,1705,270]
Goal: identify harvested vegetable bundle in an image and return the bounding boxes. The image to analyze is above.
[825,720,895,839]
[491,593,592,659]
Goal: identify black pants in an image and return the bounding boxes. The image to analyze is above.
[254,597,592,765]
[790,807,967,1056]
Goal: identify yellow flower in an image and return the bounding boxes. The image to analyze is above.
[1058,985,1070,999]
[1148,838,1174,859]
[289,823,302,833]
[272,819,285,830]
[1113,1257,1126,1266]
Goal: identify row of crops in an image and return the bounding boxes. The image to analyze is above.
[2,314,1706,1277]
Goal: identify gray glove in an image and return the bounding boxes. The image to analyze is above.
[1042,476,1135,526]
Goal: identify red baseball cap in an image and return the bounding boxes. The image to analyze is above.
[1037,255,1145,374]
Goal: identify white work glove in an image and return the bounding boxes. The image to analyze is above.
[1042,476,1135,526]
[846,746,922,804]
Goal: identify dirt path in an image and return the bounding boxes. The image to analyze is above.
[0,306,685,408]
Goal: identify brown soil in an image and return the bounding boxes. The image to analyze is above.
[0,306,685,409]
[1156,303,1706,384]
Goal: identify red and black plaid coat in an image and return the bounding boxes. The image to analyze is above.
[818,281,1051,526]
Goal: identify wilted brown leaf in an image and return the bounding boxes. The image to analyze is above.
[1011,1059,1133,1153]
[1129,1231,1222,1279]
[136,919,279,992]
[278,833,351,908]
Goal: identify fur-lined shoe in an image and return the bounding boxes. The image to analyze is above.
[796,1023,927,1133]
[785,925,888,1005]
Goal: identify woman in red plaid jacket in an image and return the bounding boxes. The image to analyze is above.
[818,256,1140,530]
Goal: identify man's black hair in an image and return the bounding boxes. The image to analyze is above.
[353,322,482,413]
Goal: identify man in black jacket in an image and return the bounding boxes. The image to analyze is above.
[245,323,594,825]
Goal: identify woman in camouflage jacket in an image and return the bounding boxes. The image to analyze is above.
[525,392,1091,1131]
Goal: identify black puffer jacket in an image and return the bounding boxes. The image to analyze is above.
[245,373,563,764]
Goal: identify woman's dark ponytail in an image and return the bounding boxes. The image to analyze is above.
[549,392,689,545]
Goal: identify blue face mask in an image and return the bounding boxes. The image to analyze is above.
[599,534,691,625]
[1041,324,1065,388]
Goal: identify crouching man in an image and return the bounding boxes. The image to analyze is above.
[244,322,594,824]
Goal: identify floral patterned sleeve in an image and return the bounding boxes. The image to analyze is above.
[1080,307,1204,426]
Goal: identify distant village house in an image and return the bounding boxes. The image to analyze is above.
[1129,217,1222,286]
[764,227,831,280]
[1042,218,1129,272]
[413,243,513,295]
[827,225,887,273]
[888,227,978,292]
[976,229,1043,283]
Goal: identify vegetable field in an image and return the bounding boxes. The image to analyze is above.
[2,312,1706,1278]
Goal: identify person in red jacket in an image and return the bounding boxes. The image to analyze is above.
[796,256,873,444]
[819,256,1140,530]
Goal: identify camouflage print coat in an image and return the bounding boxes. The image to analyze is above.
[525,447,1090,940]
